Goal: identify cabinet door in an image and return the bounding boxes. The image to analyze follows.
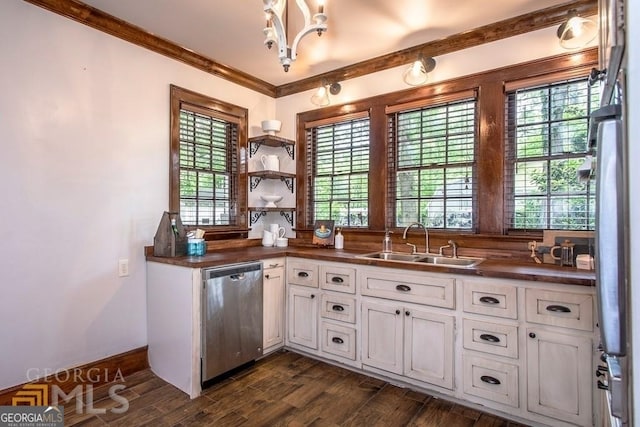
[263,265,285,353]
[526,328,593,426]
[404,308,454,390]
[287,286,318,350]
[361,300,403,375]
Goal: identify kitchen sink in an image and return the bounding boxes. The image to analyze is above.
[356,252,425,262]
[356,251,484,268]
[415,255,483,268]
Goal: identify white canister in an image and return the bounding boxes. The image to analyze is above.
[261,154,280,171]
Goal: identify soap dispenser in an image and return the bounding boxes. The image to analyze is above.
[334,227,344,249]
[382,230,393,253]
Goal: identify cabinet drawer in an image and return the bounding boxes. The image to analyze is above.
[320,293,356,323]
[463,319,518,359]
[525,288,593,331]
[462,281,517,319]
[320,322,356,361]
[320,264,356,294]
[263,257,286,269]
[287,259,318,288]
[361,269,455,309]
[463,354,519,408]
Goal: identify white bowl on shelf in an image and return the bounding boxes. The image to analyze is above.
[261,120,282,135]
[261,194,283,208]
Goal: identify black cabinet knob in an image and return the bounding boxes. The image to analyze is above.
[529,332,536,339]
[265,274,270,279]
[395,309,401,315]
[310,294,315,299]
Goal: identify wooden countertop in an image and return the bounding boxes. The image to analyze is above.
[146,246,595,287]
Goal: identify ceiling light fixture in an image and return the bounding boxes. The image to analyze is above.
[311,81,340,106]
[263,0,327,72]
[402,54,436,86]
[556,10,597,50]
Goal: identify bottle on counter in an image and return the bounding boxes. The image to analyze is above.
[382,229,393,253]
[334,228,344,249]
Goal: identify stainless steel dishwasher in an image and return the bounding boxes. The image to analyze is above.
[201,262,263,384]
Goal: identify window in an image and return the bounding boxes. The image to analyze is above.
[170,85,247,230]
[387,95,477,230]
[505,78,599,231]
[305,113,370,227]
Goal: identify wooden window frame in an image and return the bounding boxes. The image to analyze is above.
[295,49,597,238]
[169,85,249,238]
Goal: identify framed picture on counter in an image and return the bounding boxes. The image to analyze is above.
[312,220,335,246]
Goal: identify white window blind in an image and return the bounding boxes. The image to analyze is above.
[178,107,238,226]
[388,97,477,230]
[305,114,370,227]
[505,77,599,231]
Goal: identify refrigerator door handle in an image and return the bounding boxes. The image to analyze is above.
[595,118,627,357]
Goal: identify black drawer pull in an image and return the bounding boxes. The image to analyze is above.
[396,284,412,292]
[298,271,309,278]
[546,304,571,313]
[480,334,500,343]
[331,337,344,344]
[479,296,500,304]
[331,276,344,283]
[332,304,345,312]
[480,375,501,385]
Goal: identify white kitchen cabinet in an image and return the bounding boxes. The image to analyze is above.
[287,285,319,351]
[262,258,285,354]
[526,327,593,426]
[362,299,455,390]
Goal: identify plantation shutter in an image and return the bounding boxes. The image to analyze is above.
[504,77,599,231]
[387,91,478,230]
[305,112,370,227]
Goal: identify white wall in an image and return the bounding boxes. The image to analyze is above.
[0,1,274,390]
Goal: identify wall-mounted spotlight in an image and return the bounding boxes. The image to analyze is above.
[403,54,436,86]
[557,10,597,50]
[311,81,341,106]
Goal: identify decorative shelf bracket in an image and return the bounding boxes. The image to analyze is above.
[280,176,294,192]
[280,210,294,225]
[250,176,264,191]
[249,210,268,226]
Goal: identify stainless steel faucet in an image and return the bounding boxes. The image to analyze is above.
[448,239,458,258]
[402,222,430,254]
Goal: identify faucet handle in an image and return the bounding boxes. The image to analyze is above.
[405,242,417,254]
[447,240,459,258]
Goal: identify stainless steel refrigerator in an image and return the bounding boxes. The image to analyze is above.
[593,0,629,424]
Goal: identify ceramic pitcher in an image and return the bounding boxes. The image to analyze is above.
[261,154,280,171]
[262,230,275,247]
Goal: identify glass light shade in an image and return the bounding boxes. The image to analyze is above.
[403,60,428,86]
[311,86,330,106]
[558,16,598,50]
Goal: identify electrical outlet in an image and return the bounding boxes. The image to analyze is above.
[118,259,129,277]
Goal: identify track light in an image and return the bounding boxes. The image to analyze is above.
[311,81,341,106]
[403,55,436,86]
[557,10,597,50]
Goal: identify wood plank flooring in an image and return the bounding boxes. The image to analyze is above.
[63,350,529,426]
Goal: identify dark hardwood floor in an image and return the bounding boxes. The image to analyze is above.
[63,350,529,426]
